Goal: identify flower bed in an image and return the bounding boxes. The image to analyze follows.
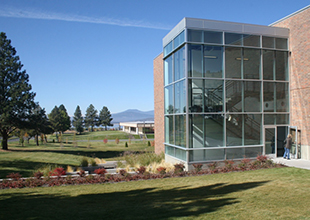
[0,155,285,189]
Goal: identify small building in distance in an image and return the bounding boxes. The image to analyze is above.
[120,121,154,135]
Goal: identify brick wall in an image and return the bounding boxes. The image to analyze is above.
[153,53,165,154]
[272,6,310,147]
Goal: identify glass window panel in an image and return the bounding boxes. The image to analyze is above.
[204,114,224,147]
[225,47,242,79]
[174,80,186,113]
[165,85,174,114]
[276,38,288,50]
[189,79,203,113]
[189,149,225,162]
[262,36,275,48]
[263,50,274,80]
[175,115,186,147]
[188,30,203,42]
[175,148,186,161]
[189,114,204,148]
[226,148,245,159]
[263,82,275,112]
[165,145,175,157]
[243,35,260,47]
[164,41,173,57]
[188,44,203,77]
[276,83,289,112]
[204,31,222,44]
[226,80,242,112]
[204,80,224,112]
[226,114,243,146]
[276,51,288,81]
[264,114,276,125]
[165,116,174,144]
[244,114,262,145]
[265,128,276,154]
[276,114,289,124]
[174,46,185,81]
[189,150,204,162]
[245,147,262,158]
[173,31,185,49]
[244,81,261,112]
[164,56,173,85]
[204,46,223,78]
[225,33,242,45]
[243,48,260,79]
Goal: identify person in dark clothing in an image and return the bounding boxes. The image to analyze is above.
[283,134,292,160]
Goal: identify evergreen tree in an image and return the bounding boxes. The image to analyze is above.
[72,105,84,134]
[0,32,36,150]
[98,106,113,130]
[48,104,71,134]
[58,104,71,132]
[84,104,98,132]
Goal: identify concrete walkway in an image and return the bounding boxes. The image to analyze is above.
[272,158,310,170]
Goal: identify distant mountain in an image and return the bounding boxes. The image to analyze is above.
[112,109,154,123]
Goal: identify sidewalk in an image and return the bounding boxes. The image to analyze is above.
[272,158,310,170]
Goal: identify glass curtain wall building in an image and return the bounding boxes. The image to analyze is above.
[163,18,289,164]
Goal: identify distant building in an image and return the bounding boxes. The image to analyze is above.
[153,5,310,169]
[120,121,154,135]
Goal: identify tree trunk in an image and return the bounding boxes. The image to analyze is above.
[35,135,39,146]
[1,132,8,150]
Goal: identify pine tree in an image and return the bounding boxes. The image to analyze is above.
[72,105,84,134]
[0,32,36,150]
[48,104,71,134]
[84,104,98,132]
[98,106,113,130]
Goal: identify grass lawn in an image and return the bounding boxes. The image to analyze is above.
[0,167,310,219]
[0,140,153,179]
[47,130,146,141]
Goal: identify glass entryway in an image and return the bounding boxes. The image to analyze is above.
[289,126,301,159]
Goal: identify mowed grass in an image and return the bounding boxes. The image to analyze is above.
[47,130,143,141]
[0,139,153,178]
[1,167,310,219]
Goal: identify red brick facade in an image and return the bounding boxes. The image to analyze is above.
[153,53,165,154]
[272,6,310,147]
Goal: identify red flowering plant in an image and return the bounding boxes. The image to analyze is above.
[94,168,107,176]
[157,167,166,175]
[49,167,66,177]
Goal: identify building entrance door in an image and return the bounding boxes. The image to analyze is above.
[264,126,276,157]
[288,126,301,159]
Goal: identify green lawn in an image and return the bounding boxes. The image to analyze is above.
[0,140,153,178]
[1,167,310,219]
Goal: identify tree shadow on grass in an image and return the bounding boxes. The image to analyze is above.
[0,180,269,219]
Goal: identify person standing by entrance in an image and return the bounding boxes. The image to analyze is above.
[283,134,292,160]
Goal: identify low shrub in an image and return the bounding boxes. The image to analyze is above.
[119,169,127,176]
[137,166,146,174]
[89,158,97,167]
[94,168,107,176]
[49,167,66,177]
[192,164,203,173]
[6,173,22,180]
[80,157,89,167]
[174,163,185,173]
[157,167,166,175]
[77,170,86,177]
[33,171,44,179]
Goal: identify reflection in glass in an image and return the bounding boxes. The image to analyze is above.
[174,46,185,81]
[225,47,242,78]
[165,116,174,144]
[165,145,174,156]
[276,38,287,49]
[263,82,275,112]
[164,55,173,86]
[164,41,173,56]
[226,148,245,159]
[225,33,242,45]
[245,147,262,157]
[265,128,276,154]
[204,31,222,44]
[243,48,260,79]
[276,83,289,112]
[204,46,223,78]
[244,114,262,145]
[243,35,260,47]
[263,50,274,80]
[244,81,261,112]
[226,114,243,146]
[174,80,186,113]
[188,30,203,42]
[276,51,288,81]
[175,148,186,161]
[264,114,276,125]
[173,31,185,49]
[188,44,203,77]
[189,79,203,113]
[189,149,225,162]
[276,114,289,124]
[262,36,274,48]
[165,85,173,114]
[204,115,224,147]
[226,80,242,112]
[175,115,186,147]
[204,80,223,112]
[189,114,203,148]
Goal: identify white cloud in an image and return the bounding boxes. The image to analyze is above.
[0,7,171,30]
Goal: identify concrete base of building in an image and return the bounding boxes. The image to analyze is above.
[301,145,310,160]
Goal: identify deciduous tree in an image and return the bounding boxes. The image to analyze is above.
[0,32,36,150]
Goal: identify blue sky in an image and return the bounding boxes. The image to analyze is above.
[0,0,309,116]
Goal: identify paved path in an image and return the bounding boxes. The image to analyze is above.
[272,158,310,170]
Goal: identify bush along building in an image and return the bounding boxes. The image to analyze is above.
[154,6,310,170]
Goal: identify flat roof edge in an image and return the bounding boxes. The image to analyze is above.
[270,4,310,26]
